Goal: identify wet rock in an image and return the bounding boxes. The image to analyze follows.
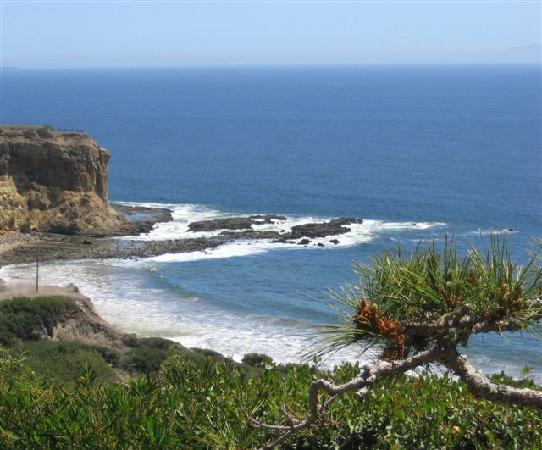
[317,242,324,247]
[297,238,310,245]
[330,239,340,245]
[219,230,280,239]
[288,217,363,239]
[112,204,173,236]
[188,214,286,232]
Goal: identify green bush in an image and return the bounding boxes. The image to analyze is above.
[0,347,540,449]
[22,128,35,138]
[241,352,274,368]
[16,340,117,384]
[36,126,53,138]
[47,186,65,205]
[0,296,79,346]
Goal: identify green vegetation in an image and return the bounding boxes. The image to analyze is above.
[119,337,176,374]
[22,128,35,138]
[36,126,54,138]
[0,347,540,449]
[0,296,79,346]
[321,237,542,355]
[16,341,117,384]
[242,352,274,368]
[254,237,542,446]
[47,186,65,205]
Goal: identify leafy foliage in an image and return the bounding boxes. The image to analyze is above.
[0,296,79,346]
[0,348,540,449]
[15,340,117,384]
[36,126,54,138]
[22,128,35,138]
[320,236,542,355]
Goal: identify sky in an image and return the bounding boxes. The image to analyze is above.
[1,1,540,68]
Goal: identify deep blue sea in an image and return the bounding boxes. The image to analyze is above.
[1,66,541,377]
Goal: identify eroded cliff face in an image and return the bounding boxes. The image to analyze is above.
[0,126,125,235]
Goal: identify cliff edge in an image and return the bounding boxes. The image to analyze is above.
[0,126,125,235]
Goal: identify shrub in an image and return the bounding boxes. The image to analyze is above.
[22,128,35,138]
[119,337,174,373]
[241,352,274,368]
[255,237,542,446]
[0,296,79,346]
[47,186,64,205]
[125,346,169,373]
[0,348,540,449]
[36,126,53,138]
[15,340,117,384]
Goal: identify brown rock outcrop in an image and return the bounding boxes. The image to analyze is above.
[0,126,125,235]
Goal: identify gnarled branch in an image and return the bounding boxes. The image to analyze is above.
[443,352,542,410]
[250,347,438,448]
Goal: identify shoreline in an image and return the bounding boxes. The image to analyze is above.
[0,203,368,267]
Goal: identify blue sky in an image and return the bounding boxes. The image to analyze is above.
[1,1,540,68]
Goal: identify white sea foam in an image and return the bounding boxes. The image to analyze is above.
[149,241,273,263]
[467,228,519,236]
[118,202,228,241]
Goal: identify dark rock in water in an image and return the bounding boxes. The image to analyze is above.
[330,239,340,245]
[82,240,92,245]
[288,217,363,239]
[112,203,173,236]
[317,242,324,247]
[297,238,310,245]
[329,218,364,226]
[188,214,286,232]
[218,230,281,240]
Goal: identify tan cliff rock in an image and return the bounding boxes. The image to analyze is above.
[0,126,126,235]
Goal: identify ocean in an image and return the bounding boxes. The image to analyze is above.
[1,65,541,378]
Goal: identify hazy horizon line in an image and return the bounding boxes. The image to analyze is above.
[2,62,540,71]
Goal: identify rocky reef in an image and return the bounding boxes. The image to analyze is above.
[188,214,287,232]
[0,126,126,235]
[190,215,364,243]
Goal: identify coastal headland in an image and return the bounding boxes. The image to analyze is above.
[0,126,364,266]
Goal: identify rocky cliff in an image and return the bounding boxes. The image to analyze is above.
[0,126,125,235]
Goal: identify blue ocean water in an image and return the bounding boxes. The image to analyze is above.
[1,66,541,376]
